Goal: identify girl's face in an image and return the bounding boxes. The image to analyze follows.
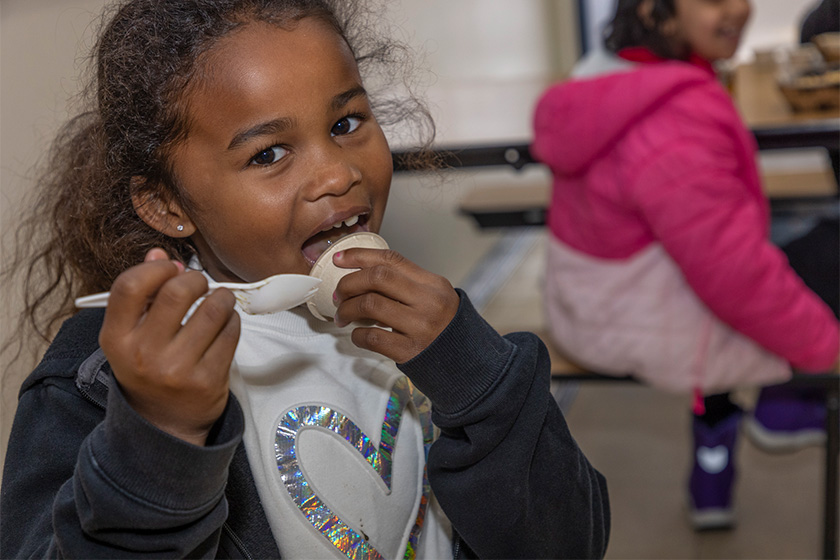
[160,18,393,282]
[667,0,751,61]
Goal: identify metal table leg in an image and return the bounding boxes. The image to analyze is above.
[823,376,839,560]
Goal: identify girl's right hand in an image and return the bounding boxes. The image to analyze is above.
[98,248,240,446]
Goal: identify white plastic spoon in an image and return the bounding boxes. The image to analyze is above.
[74,274,322,315]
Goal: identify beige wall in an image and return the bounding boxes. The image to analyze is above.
[1,0,113,471]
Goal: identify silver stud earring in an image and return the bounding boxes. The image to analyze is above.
[176,224,184,232]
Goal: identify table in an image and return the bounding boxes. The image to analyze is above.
[734,61,839,128]
[734,61,839,180]
[455,166,838,229]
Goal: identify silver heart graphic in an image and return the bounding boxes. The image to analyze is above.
[275,376,433,559]
[696,445,729,474]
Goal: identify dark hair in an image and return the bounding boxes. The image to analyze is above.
[604,0,684,59]
[3,0,435,355]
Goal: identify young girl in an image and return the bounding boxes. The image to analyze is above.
[532,0,838,531]
[0,1,610,558]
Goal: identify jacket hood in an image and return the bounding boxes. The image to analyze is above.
[532,60,713,176]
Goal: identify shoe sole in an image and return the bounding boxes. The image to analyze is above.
[689,507,735,531]
[743,416,826,453]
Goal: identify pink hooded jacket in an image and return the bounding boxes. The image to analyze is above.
[531,51,838,393]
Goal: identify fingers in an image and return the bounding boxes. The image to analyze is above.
[332,249,415,328]
[101,248,231,359]
[332,248,421,308]
[175,288,240,366]
[350,325,426,365]
[141,270,210,340]
[196,299,241,378]
[98,249,240,445]
[145,247,186,272]
[334,248,457,323]
[136,289,239,405]
[101,257,187,337]
[332,247,460,363]
[144,247,171,263]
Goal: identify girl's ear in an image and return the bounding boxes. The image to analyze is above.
[130,176,197,238]
[637,0,677,37]
[637,0,656,29]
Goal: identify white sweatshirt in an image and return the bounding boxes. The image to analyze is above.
[229,307,452,559]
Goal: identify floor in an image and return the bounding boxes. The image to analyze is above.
[470,229,832,560]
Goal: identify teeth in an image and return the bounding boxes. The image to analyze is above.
[328,214,360,230]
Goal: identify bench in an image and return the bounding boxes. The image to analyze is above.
[459,168,839,229]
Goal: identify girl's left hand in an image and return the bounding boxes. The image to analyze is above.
[331,247,460,363]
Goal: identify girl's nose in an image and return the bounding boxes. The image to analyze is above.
[303,148,363,200]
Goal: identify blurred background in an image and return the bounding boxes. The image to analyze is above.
[1,1,835,557]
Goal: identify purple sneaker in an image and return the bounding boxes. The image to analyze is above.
[688,411,740,530]
[745,384,826,453]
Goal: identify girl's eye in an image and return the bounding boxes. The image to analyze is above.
[250,145,288,166]
[331,115,362,136]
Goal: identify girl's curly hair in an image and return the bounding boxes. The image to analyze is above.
[3,0,435,358]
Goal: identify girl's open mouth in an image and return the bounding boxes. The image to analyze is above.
[302,214,369,266]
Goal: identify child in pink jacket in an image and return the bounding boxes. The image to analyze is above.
[532,0,839,530]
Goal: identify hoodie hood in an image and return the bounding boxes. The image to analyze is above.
[531,53,714,176]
